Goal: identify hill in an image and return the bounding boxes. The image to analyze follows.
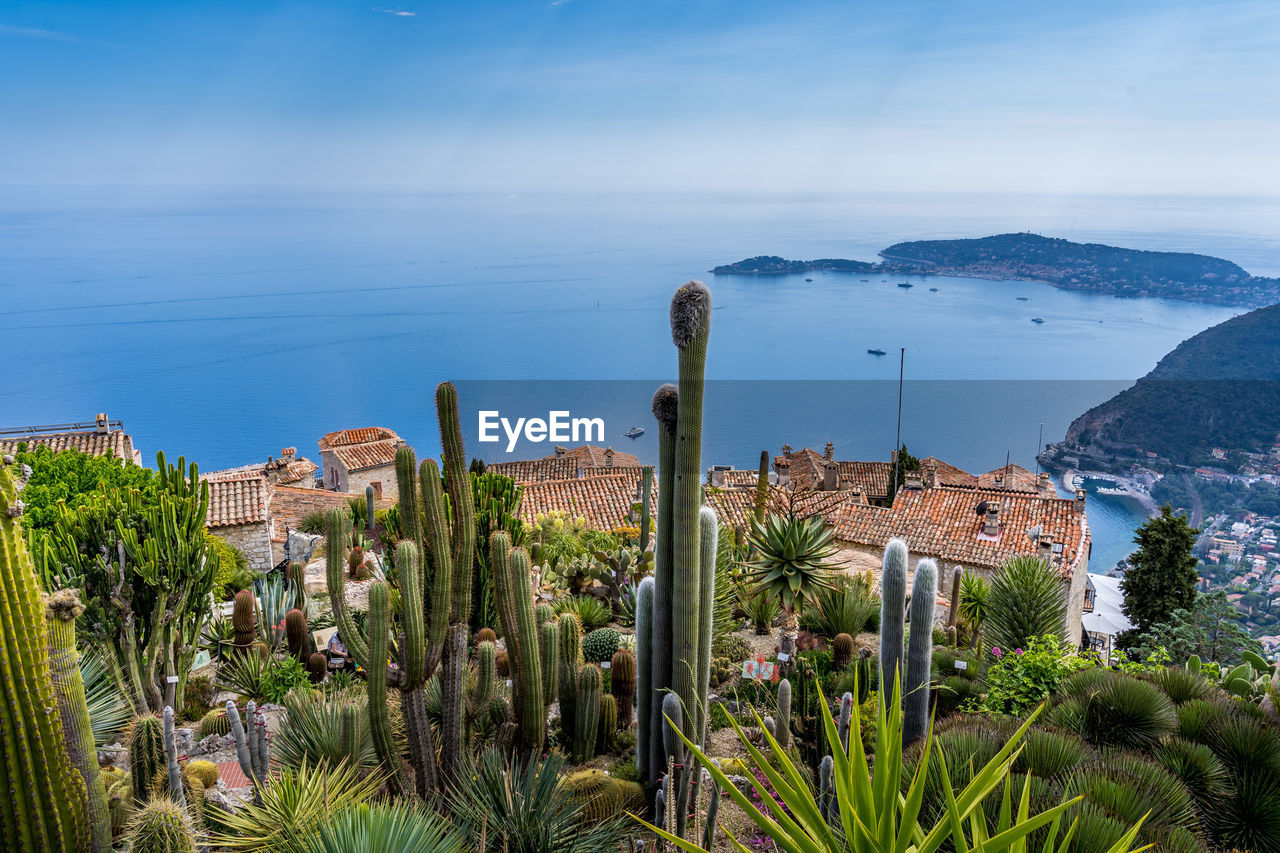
[1061,302,1280,462]
[711,233,1280,308]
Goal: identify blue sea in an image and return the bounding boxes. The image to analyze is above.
[3,188,1277,570]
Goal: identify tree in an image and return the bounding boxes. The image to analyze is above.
[14,445,155,535]
[890,443,922,494]
[1126,589,1262,665]
[1120,505,1200,634]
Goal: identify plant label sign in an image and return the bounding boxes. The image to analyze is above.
[601,661,611,669]
[955,660,968,671]
[776,652,790,662]
[742,659,776,681]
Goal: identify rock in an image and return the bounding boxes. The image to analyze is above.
[98,744,126,768]
[174,727,196,755]
[203,786,240,815]
[188,733,230,756]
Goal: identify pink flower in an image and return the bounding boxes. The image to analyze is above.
[992,647,1003,658]
[1015,648,1024,655]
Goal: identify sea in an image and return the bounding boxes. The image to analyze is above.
[4,188,1278,571]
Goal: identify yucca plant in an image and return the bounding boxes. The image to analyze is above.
[1152,738,1227,806]
[210,761,383,852]
[1063,752,1199,847]
[216,649,269,700]
[299,802,464,853]
[806,573,880,639]
[1080,676,1177,751]
[986,556,1067,654]
[1145,667,1211,705]
[744,513,842,637]
[81,647,134,745]
[635,673,1152,852]
[743,588,781,635]
[447,749,626,853]
[552,595,611,631]
[273,689,378,771]
[958,571,990,651]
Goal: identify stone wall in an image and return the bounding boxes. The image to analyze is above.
[210,521,274,573]
[346,465,397,501]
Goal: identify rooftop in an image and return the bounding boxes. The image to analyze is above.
[318,427,400,449]
[203,470,271,528]
[0,418,140,464]
[519,470,648,530]
[327,439,400,473]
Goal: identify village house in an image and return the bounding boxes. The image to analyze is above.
[488,444,641,483]
[317,427,405,496]
[0,413,143,465]
[203,469,274,572]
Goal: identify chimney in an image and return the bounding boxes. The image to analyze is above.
[850,485,866,505]
[1037,472,1054,495]
[824,441,835,461]
[707,466,725,488]
[95,413,109,434]
[993,472,1005,490]
[577,465,586,479]
[823,460,838,491]
[281,447,296,459]
[605,447,614,467]
[775,458,791,487]
[1038,535,1054,562]
[1075,488,1087,505]
[554,445,567,458]
[904,470,923,490]
[983,503,1001,536]
[923,464,938,488]
[781,443,793,459]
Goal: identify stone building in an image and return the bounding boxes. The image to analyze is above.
[203,470,274,572]
[0,413,143,465]
[317,427,405,495]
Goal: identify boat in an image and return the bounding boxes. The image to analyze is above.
[805,278,813,282]
[860,278,869,282]
[623,426,644,438]
[867,348,887,356]
[1031,317,1045,324]
[897,282,913,289]
[1017,296,1029,301]
[928,287,938,292]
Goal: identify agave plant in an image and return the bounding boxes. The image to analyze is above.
[744,513,842,635]
[300,802,464,853]
[636,673,1153,852]
[210,760,384,852]
[273,688,378,771]
[552,595,611,631]
[986,556,1067,654]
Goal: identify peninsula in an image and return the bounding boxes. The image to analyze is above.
[712,233,1280,308]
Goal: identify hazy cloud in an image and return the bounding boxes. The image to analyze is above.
[372,7,416,16]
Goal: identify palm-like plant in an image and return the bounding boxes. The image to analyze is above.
[806,573,880,638]
[986,556,1067,654]
[958,571,990,650]
[635,675,1153,852]
[447,749,627,853]
[81,648,133,745]
[300,802,464,853]
[745,513,842,637]
[273,688,378,771]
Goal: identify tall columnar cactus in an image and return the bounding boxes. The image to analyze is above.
[775,678,792,750]
[702,765,722,851]
[161,707,185,807]
[558,612,583,744]
[539,618,559,711]
[339,703,362,768]
[287,562,307,611]
[490,532,543,751]
[44,589,112,852]
[878,538,908,691]
[365,581,406,794]
[947,565,963,628]
[754,449,770,525]
[232,590,256,656]
[129,715,165,805]
[695,506,718,748]
[365,484,376,532]
[284,608,308,661]
[837,692,854,753]
[818,754,835,824]
[225,701,256,793]
[535,602,555,627]
[635,575,654,786]
[669,281,711,742]
[474,640,497,713]
[661,692,691,839]
[597,694,618,754]
[123,798,197,853]
[648,383,678,788]
[611,648,636,728]
[575,664,603,762]
[638,465,653,557]
[903,558,938,745]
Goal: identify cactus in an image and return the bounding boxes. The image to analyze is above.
[695,507,717,748]
[232,590,256,656]
[539,619,559,711]
[366,581,406,794]
[818,754,834,823]
[161,707,185,807]
[611,648,636,728]
[947,565,963,628]
[754,449,770,525]
[287,561,307,609]
[365,484,376,531]
[183,761,218,788]
[837,692,854,753]
[575,664,603,762]
[284,608,308,660]
[475,627,497,646]
[661,692,693,838]
[563,769,645,824]
[701,765,722,851]
[123,798,197,853]
[598,694,618,753]
[638,465,653,557]
[775,678,792,749]
[582,627,621,663]
[129,715,165,805]
[635,575,655,786]
[762,716,776,738]
[832,633,854,669]
[903,559,937,745]
[44,588,112,852]
[306,652,327,684]
[558,612,583,745]
[226,701,254,788]
[490,532,543,751]
[474,640,497,711]
[535,602,555,627]
[878,538,908,691]
[197,709,230,738]
[339,704,362,768]
[648,383,678,792]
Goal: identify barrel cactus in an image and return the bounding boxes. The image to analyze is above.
[582,627,621,663]
[232,590,256,656]
[832,633,855,669]
[123,798,197,853]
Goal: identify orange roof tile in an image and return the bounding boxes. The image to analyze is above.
[487,457,581,483]
[329,439,400,472]
[780,448,892,496]
[919,456,975,487]
[547,445,641,468]
[519,471,649,530]
[1,429,136,461]
[319,427,400,449]
[203,471,271,528]
[976,464,1041,492]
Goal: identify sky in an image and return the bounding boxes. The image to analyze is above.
[2,0,1279,194]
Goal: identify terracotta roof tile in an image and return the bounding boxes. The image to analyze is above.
[330,439,400,472]
[780,448,892,497]
[976,464,1041,492]
[919,456,975,487]
[203,471,271,528]
[519,471,649,530]
[319,427,400,449]
[487,457,581,483]
[1,429,136,461]
[277,458,319,484]
[547,445,640,468]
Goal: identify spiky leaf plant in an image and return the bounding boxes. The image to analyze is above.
[1080,676,1177,751]
[986,555,1067,653]
[1145,667,1212,705]
[273,689,378,771]
[552,596,611,631]
[1063,752,1200,848]
[299,802,465,853]
[744,513,841,620]
[1152,738,1228,807]
[447,749,628,853]
[81,649,133,746]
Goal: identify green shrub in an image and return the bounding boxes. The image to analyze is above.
[1064,752,1199,850]
[983,636,1091,716]
[1176,698,1234,743]
[1080,676,1177,751]
[581,628,621,663]
[1146,666,1212,705]
[1015,728,1093,778]
[802,574,879,638]
[1152,737,1228,805]
[260,656,314,704]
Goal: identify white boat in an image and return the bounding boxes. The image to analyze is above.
[623,426,644,438]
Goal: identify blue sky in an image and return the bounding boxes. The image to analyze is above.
[2,0,1278,193]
